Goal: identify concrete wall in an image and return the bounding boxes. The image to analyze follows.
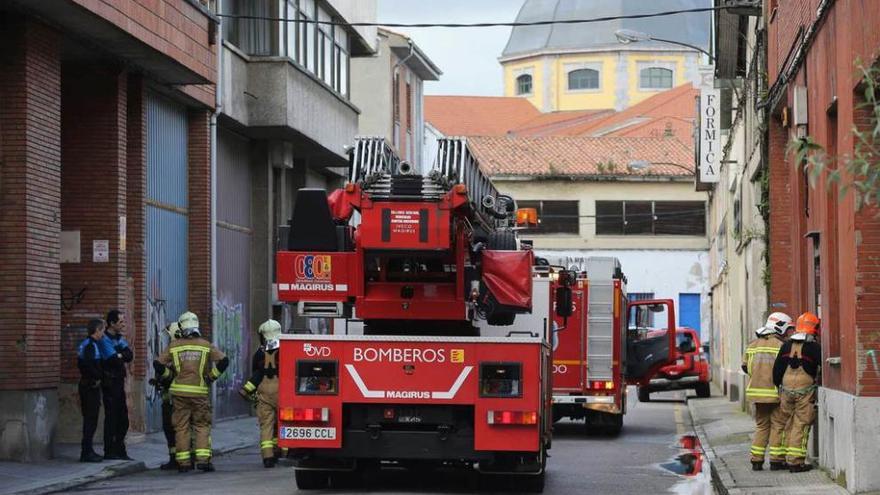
[351,42,392,138]
[0,390,58,461]
[327,0,377,53]
[818,388,880,492]
[496,179,709,250]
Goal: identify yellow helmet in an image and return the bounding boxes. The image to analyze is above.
[259,319,282,350]
[166,322,180,340]
[178,311,200,336]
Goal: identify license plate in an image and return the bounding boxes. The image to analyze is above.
[280,426,336,440]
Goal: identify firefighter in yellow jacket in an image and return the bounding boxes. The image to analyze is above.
[153,311,228,473]
[240,319,282,468]
[772,312,822,473]
[742,312,791,471]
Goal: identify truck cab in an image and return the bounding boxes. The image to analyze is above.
[637,328,711,401]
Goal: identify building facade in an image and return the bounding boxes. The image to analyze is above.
[0,0,217,459]
[501,0,711,112]
[351,28,441,171]
[468,136,711,335]
[216,0,376,408]
[762,0,880,491]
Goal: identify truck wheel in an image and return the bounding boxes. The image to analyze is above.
[295,469,329,490]
[521,471,546,493]
[605,414,623,436]
[487,312,516,326]
[488,230,517,250]
[696,382,711,398]
[638,387,650,403]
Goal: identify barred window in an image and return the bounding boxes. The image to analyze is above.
[596,201,705,236]
[518,200,579,235]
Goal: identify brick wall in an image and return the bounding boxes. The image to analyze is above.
[187,109,212,338]
[127,75,147,380]
[0,17,62,390]
[58,66,129,382]
[766,119,794,313]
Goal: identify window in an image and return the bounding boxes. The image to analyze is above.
[640,67,674,89]
[595,201,706,236]
[518,200,579,235]
[568,68,599,90]
[393,71,400,123]
[516,74,533,95]
[406,82,412,131]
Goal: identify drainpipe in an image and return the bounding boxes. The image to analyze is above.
[210,11,222,346]
[393,38,416,73]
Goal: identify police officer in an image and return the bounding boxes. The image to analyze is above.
[154,311,228,472]
[240,320,282,468]
[100,309,134,460]
[78,319,106,463]
[772,312,822,473]
[151,322,181,470]
[742,312,791,471]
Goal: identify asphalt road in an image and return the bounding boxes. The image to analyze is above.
[60,389,708,495]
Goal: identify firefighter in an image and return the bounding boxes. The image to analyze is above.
[240,319,283,468]
[742,312,791,471]
[78,319,107,463]
[772,312,822,473]
[100,309,134,460]
[153,311,229,473]
[150,322,182,470]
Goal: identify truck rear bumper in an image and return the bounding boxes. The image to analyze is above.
[293,429,489,462]
[647,375,703,390]
[552,394,616,405]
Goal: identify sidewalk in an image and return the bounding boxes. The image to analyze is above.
[687,387,848,495]
[0,416,256,495]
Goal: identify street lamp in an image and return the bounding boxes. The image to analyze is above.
[614,29,715,64]
[628,160,695,175]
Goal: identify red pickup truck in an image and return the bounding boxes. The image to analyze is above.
[637,328,710,402]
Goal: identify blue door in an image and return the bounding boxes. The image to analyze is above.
[679,293,701,335]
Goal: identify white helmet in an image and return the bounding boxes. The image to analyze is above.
[259,319,282,350]
[178,311,201,337]
[758,312,794,336]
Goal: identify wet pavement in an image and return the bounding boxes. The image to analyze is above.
[56,389,711,495]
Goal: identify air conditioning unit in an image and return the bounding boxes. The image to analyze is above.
[722,0,761,16]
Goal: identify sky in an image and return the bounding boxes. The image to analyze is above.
[376,0,519,96]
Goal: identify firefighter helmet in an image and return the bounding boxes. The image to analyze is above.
[791,312,820,341]
[259,319,282,350]
[166,321,180,340]
[178,311,200,337]
[758,312,794,336]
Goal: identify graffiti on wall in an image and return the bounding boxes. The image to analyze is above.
[144,297,168,431]
[213,299,250,418]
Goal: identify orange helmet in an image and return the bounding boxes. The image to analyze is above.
[796,312,820,335]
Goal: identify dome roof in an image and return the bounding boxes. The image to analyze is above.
[502,0,712,59]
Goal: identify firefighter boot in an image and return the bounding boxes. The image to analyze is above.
[790,464,814,473]
[769,461,788,471]
[751,461,763,471]
[263,457,277,468]
[197,462,215,472]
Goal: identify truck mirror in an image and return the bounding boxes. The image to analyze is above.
[555,287,573,317]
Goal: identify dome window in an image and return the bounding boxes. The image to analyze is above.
[568,68,600,91]
[516,74,533,95]
[640,67,674,90]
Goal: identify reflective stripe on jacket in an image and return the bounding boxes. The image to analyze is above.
[742,336,783,403]
[158,338,226,397]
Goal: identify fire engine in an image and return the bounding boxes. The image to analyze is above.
[547,258,677,433]
[275,138,561,491]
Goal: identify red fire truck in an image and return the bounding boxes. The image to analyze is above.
[275,138,561,491]
[548,258,677,434]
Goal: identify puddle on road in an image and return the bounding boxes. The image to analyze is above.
[660,434,712,495]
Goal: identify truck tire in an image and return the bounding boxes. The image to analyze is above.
[696,382,711,398]
[605,414,623,436]
[488,230,517,250]
[637,387,650,403]
[295,469,329,490]
[521,471,546,493]
[487,313,516,326]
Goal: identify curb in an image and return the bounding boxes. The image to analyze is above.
[5,441,254,495]
[686,397,738,495]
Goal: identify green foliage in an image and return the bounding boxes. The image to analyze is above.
[789,61,880,210]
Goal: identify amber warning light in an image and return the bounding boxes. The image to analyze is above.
[516,208,538,227]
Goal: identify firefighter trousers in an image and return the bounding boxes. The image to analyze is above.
[172,395,213,464]
[750,402,782,462]
[256,396,278,459]
[779,389,816,465]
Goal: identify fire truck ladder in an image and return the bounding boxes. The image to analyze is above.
[349,136,446,201]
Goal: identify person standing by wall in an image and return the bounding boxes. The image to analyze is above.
[772,312,822,473]
[100,309,134,460]
[154,311,229,472]
[742,312,791,471]
[77,319,106,463]
[151,321,183,470]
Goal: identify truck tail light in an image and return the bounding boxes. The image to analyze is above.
[487,410,537,425]
[296,360,338,395]
[479,362,522,398]
[281,407,330,422]
[590,380,615,390]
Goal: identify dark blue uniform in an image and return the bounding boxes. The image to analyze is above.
[101,332,133,458]
[77,337,103,457]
